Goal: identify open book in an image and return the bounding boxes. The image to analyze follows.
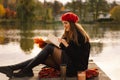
[46,34,60,48]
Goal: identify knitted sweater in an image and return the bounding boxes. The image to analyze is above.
[60,31,91,76]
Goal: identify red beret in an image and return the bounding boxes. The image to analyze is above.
[61,12,79,23]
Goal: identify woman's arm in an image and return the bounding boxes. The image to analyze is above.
[58,38,69,47]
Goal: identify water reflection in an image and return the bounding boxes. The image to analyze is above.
[0,23,63,54]
[0,23,120,55]
[19,23,35,54]
[83,24,105,56]
[0,23,120,79]
[90,42,103,56]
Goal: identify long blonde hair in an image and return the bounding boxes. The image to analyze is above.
[75,23,90,42]
[62,22,90,45]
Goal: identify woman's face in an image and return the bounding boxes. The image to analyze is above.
[62,21,70,31]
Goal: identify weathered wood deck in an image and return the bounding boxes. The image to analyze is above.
[9,61,111,80]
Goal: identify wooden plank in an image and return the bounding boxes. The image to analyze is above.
[10,62,111,80]
[88,62,111,80]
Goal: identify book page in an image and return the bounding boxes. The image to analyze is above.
[47,34,60,48]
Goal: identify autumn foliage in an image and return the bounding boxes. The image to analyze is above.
[86,68,99,79]
[38,67,99,79]
[0,4,16,18]
[110,5,120,22]
[5,8,16,19]
[0,4,5,17]
[39,67,60,78]
[34,37,47,48]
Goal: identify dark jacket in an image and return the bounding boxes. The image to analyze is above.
[60,30,91,76]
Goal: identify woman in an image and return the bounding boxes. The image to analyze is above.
[0,12,90,78]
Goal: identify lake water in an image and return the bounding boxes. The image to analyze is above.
[0,23,120,80]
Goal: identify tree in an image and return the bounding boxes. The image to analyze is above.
[45,8,53,22]
[110,1,118,10]
[0,4,5,18]
[110,6,120,22]
[43,2,54,22]
[64,0,110,22]
[52,1,63,16]
[34,1,44,20]
[66,0,83,17]
[65,1,80,13]
[0,0,2,3]
[16,0,36,23]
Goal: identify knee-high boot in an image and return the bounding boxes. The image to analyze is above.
[10,59,33,70]
[13,44,54,77]
[0,59,33,78]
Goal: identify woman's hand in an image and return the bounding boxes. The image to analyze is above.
[58,38,69,47]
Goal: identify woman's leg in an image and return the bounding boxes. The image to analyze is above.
[13,44,62,77]
[10,59,33,70]
[43,55,60,69]
[43,47,62,70]
[0,57,33,78]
